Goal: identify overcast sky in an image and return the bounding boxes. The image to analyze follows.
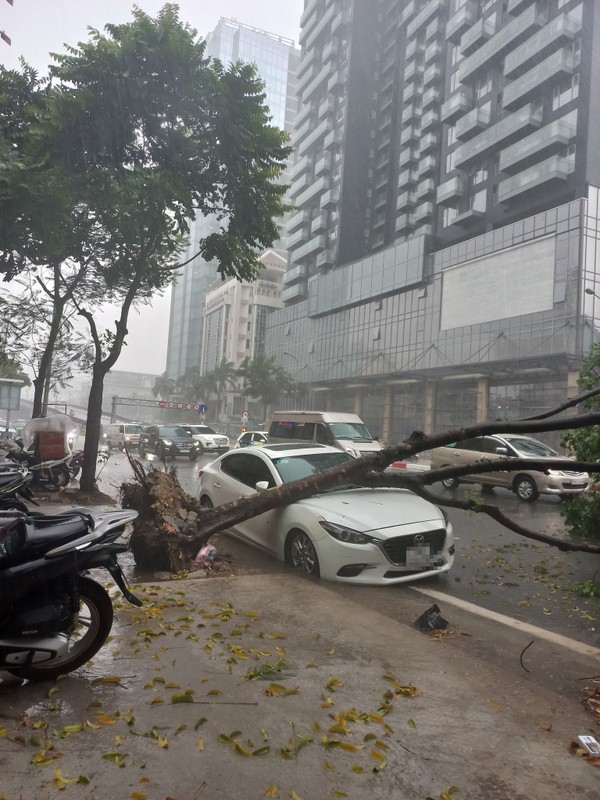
[1,1,303,377]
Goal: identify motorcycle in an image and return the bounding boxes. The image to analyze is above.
[67,449,85,480]
[0,507,141,680]
[0,464,38,513]
[3,437,72,491]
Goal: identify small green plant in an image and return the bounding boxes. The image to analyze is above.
[244,659,296,681]
[560,488,600,543]
[564,579,600,598]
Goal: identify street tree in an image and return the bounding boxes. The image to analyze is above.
[205,359,238,421]
[122,390,600,572]
[237,355,295,423]
[0,5,291,490]
[152,372,176,402]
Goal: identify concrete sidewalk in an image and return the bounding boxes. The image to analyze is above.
[1,567,599,800]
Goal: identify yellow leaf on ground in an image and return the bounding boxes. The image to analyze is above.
[264,786,278,797]
[197,738,204,751]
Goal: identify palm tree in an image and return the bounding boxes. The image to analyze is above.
[205,358,238,421]
[238,356,294,423]
[176,365,207,405]
[152,372,176,400]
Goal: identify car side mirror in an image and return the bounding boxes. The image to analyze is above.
[255,480,270,492]
[495,446,509,455]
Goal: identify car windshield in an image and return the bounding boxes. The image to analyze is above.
[502,436,558,457]
[159,426,188,437]
[189,426,216,435]
[272,451,354,484]
[327,422,374,442]
[124,425,144,434]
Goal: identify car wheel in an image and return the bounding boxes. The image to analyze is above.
[196,442,205,455]
[441,474,459,490]
[287,529,320,578]
[514,475,538,502]
[199,496,213,509]
[189,452,198,461]
[138,445,146,458]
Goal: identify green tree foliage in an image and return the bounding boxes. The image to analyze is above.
[205,359,238,420]
[152,372,176,401]
[0,4,291,490]
[238,355,294,422]
[560,343,600,540]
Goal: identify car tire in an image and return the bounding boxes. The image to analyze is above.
[287,529,320,578]
[138,445,146,458]
[196,442,205,455]
[514,475,538,502]
[189,452,198,461]
[199,496,213,509]
[441,474,459,490]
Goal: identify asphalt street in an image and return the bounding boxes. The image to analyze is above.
[91,448,600,650]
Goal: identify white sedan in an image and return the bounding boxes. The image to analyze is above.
[197,443,454,585]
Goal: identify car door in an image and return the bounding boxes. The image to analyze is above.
[214,452,278,548]
[472,437,512,487]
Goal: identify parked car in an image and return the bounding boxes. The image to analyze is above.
[177,424,230,454]
[430,434,590,501]
[235,430,269,448]
[103,423,145,451]
[139,425,200,460]
[197,443,454,585]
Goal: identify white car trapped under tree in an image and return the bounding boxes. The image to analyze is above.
[196,443,454,585]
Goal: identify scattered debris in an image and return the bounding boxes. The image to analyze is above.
[414,604,448,633]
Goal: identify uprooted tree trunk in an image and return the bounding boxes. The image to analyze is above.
[121,396,600,573]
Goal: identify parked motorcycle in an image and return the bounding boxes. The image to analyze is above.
[67,449,85,480]
[3,437,71,491]
[0,464,38,513]
[0,507,141,680]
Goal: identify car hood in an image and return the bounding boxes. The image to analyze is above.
[295,488,444,532]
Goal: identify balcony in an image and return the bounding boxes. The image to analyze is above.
[314,152,332,176]
[402,82,418,104]
[291,234,326,262]
[287,210,310,234]
[459,5,546,83]
[499,117,576,173]
[441,88,470,123]
[497,154,575,202]
[425,17,443,42]
[446,0,477,43]
[323,128,343,150]
[322,38,339,63]
[320,188,340,209]
[316,249,335,269]
[283,263,307,286]
[452,207,485,227]
[402,104,421,124]
[303,65,331,101]
[297,119,330,156]
[395,213,413,233]
[422,86,441,109]
[400,126,419,145]
[296,50,317,81]
[503,48,574,110]
[418,156,437,176]
[455,104,491,141]
[399,148,419,168]
[420,132,438,153]
[413,202,434,222]
[289,155,310,181]
[423,63,442,87]
[328,67,348,91]
[287,228,307,249]
[407,0,446,38]
[281,282,307,303]
[436,176,466,205]
[416,179,436,199]
[454,102,543,168]
[460,15,495,56]
[405,38,419,61]
[507,0,533,15]
[311,212,328,234]
[288,172,311,199]
[305,3,337,49]
[424,40,442,64]
[318,97,335,119]
[504,13,581,78]
[396,191,417,211]
[295,176,329,208]
[331,8,352,34]
[398,169,418,188]
[404,59,421,83]
[421,108,440,131]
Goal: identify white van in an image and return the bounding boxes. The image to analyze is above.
[103,423,145,451]
[267,411,382,458]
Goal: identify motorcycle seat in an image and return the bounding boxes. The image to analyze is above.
[0,512,92,560]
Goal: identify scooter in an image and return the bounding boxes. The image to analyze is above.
[0,464,38,513]
[3,437,71,491]
[67,449,85,480]
[0,507,141,680]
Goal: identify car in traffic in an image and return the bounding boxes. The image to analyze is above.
[430,434,589,501]
[139,425,201,461]
[176,424,230,454]
[197,443,454,585]
[235,430,269,448]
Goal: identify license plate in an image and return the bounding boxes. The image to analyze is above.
[180,448,190,453]
[406,545,431,567]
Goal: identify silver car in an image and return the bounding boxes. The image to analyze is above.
[430,434,589,501]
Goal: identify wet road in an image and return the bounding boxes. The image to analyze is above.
[95,448,600,647]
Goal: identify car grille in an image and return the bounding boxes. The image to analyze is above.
[382,528,447,565]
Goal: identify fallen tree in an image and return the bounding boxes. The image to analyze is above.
[121,389,600,573]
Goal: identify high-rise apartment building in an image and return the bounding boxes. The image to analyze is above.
[165,18,300,380]
[269,0,599,446]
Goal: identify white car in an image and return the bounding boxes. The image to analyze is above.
[197,443,454,585]
[235,430,269,448]
[177,424,230,454]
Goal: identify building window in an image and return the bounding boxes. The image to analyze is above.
[470,188,487,212]
[472,162,488,184]
[451,44,462,66]
[475,71,493,100]
[450,71,461,93]
[552,74,579,110]
[443,207,458,227]
[447,126,457,147]
[446,151,457,173]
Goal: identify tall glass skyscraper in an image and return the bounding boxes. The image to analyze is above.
[165,18,300,380]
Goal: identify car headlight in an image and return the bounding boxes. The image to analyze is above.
[343,446,360,458]
[320,520,378,545]
[546,469,564,476]
[163,439,172,446]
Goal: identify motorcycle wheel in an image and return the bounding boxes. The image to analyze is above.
[47,464,71,489]
[0,498,29,513]
[69,466,81,480]
[8,577,114,681]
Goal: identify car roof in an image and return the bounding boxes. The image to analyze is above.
[234,443,341,457]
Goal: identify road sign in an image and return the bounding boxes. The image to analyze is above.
[242,410,249,421]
